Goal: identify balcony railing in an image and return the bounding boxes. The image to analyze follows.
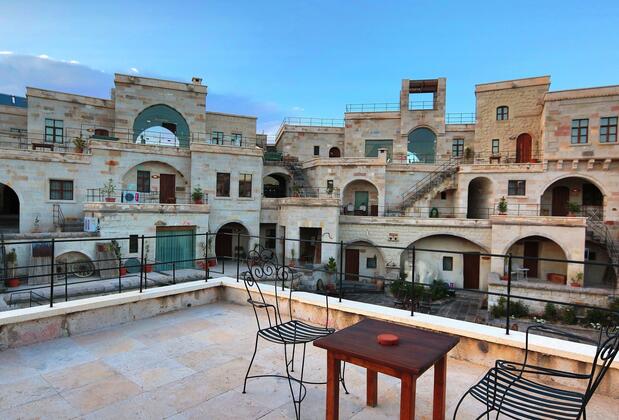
[408,100,434,110]
[345,102,400,113]
[85,188,203,205]
[291,187,340,199]
[282,117,345,128]
[446,112,476,124]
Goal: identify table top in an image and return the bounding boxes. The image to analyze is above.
[314,318,460,375]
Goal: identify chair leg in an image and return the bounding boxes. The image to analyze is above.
[291,342,296,372]
[340,362,349,394]
[297,343,307,419]
[283,344,301,420]
[452,389,471,420]
[243,333,259,394]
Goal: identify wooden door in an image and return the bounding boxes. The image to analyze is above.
[345,249,360,281]
[552,186,570,216]
[523,241,539,278]
[463,253,480,289]
[216,228,233,258]
[160,174,176,203]
[516,133,532,163]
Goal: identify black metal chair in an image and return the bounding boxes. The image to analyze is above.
[453,324,619,420]
[241,246,348,419]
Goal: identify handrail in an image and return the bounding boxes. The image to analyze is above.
[400,156,460,206]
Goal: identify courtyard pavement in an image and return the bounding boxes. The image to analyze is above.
[0,302,615,419]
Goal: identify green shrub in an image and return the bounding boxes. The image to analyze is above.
[543,303,558,321]
[560,307,577,325]
[429,280,449,300]
[490,297,529,319]
[582,308,610,326]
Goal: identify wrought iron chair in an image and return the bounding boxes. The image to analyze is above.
[453,323,619,420]
[241,245,348,419]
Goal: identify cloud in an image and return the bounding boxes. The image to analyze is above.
[291,106,304,112]
[0,53,286,135]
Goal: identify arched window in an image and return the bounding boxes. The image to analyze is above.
[407,127,436,163]
[329,147,341,158]
[496,106,509,121]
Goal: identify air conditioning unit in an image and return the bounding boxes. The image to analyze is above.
[83,217,99,233]
[122,190,140,204]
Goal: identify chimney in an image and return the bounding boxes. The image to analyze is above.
[192,77,203,85]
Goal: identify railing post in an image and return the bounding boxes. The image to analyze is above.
[236,232,241,282]
[139,235,145,292]
[50,238,55,307]
[411,246,416,316]
[506,253,513,335]
[64,262,68,302]
[173,262,176,284]
[118,257,122,293]
[339,240,344,303]
[205,232,209,283]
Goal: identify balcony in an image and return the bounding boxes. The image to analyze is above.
[85,189,205,205]
[281,117,345,128]
[345,102,400,113]
[0,278,615,419]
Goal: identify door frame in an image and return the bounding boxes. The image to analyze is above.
[463,252,480,289]
[345,248,360,281]
[159,173,176,204]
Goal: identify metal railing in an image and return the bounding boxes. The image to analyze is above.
[282,117,345,128]
[290,187,340,199]
[85,188,204,205]
[408,101,434,111]
[345,103,400,113]
[446,113,476,124]
[1,232,617,338]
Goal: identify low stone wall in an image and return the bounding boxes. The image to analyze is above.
[488,279,613,313]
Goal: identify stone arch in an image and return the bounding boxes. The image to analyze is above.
[467,176,494,219]
[263,171,291,198]
[329,147,341,158]
[501,233,569,258]
[133,104,190,148]
[214,221,251,259]
[121,160,188,203]
[344,240,387,282]
[540,175,606,217]
[407,126,437,163]
[502,234,569,282]
[341,178,380,216]
[0,182,20,233]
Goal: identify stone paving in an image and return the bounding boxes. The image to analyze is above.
[0,302,616,419]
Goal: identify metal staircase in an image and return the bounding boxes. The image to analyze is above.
[283,158,316,197]
[586,210,619,287]
[398,157,460,211]
[53,204,83,232]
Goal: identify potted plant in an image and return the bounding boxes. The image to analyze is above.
[5,248,20,287]
[570,272,583,287]
[102,179,116,203]
[32,216,41,233]
[324,257,337,285]
[110,240,127,276]
[143,242,153,273]
[292,184,301,197]
[567,202,581,216]
[497,197,508,215]
[464,147,474,163]
[191,187,205,204]
[289,248,296,267]
[73,135,87,153]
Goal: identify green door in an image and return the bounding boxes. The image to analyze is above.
[354,191,369,211]
[156,228,195,270]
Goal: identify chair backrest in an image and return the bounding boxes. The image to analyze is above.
[584,325,619,403]
[241,245,293,330]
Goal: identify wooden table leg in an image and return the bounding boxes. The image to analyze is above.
[400,372,416,420]
[367,369,378,407]
[433,355,447,420]
[326,351,341,420]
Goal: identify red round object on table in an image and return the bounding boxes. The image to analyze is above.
[377,333,399,346]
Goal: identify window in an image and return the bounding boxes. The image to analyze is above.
[239,173,252,198]
[94,128,110,137]
[231,133,242,146]
[50,180,73,200]
[365,139,393,159]
[313,146,320,156]
[496,106,509,121]
[129,235,139,253]
[327,180,334,191]
[508,180,526,196]
[216,173,230,197]
[452,139,464,157]
[366,256,377,269]
[212,131,224,145]
[571,119,589,144]
[492,139,500,154]
[137,170,150,192]
[442,256,453,271]
[582,183,603,206]
[45,118,64,143]
[600,117,617,143]
[440,191,447,200]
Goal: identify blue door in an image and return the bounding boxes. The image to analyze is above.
[156,228,195,270]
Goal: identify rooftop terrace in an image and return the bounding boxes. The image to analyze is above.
[0,278,616,419]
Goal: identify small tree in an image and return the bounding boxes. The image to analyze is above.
[325,257,337,273]
[101,179,116,201]
[497,197,508,214]
[192,187,205,204]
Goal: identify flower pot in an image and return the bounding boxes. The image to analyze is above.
[105,197,116,203]
[144,264,153,273]
[97,244,109,252]
[119,267,128,276]
[75,147,84,154]
[193,199,203,204]
[570,282,582,288]
[5,278,20,288]
[208,258,217,267]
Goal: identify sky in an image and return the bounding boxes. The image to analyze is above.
[1,0,618,135]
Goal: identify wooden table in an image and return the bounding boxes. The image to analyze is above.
[314,318,460,420]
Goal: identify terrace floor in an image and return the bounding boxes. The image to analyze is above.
[0,302,616,419]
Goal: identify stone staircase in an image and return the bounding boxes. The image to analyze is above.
[283,157,316,197]
[398,157,460,212]
[586,210,619,286]
[53,204,84,232]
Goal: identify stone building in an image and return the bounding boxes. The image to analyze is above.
[0,74,618,309]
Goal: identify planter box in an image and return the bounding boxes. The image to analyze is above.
[547,273,567,285]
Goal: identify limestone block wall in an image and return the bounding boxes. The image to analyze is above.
[113,74,207,140]
[205,111,257,141]
[543,87,619,161]
[474,77,549,157]
[343,113,399,158]
[442,124,475,159]
[0,104,27,147]
[275,126,344,162]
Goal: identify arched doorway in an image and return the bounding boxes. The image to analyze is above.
[329,147,341,158]
[344,241,385,284]
[0,183,19,233]
[215,222,250,260]
[516,133,532,163]
[505,236,567,283]
[399,234,488,289]
[407,127,436,163]
[540,177,604,217]
[467,177,493,219]
[263,174,289,198]
[133,104,190,148]
[342,179,379,216]
[121,161,188,204]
